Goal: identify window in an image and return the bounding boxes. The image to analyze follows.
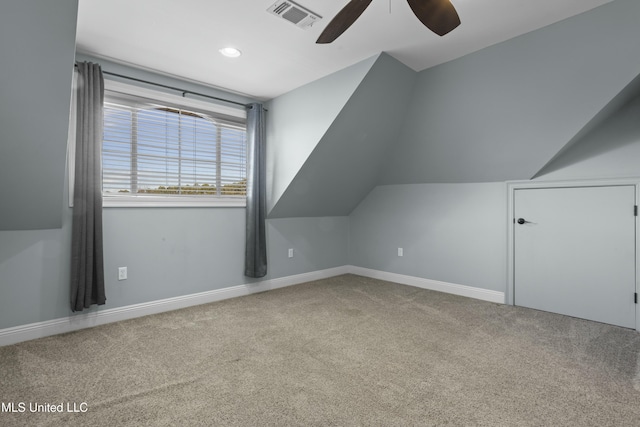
[102,82,247,207]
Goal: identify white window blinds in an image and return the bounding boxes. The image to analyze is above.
[103,94,246,200]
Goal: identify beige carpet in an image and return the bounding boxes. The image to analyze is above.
[1,274,640,426]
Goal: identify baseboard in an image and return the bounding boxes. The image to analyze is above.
[0,266,350,347]
[0,265,504,346]
[347,266,505,304]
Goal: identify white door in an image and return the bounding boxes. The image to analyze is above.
[514,185,636,328]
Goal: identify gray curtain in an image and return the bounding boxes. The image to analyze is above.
[245,103,267,278]
[70,62,106,311]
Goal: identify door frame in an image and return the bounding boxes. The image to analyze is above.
[506,178,640,331]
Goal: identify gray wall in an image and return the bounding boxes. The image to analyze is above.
[0,55,349,330]
[0,218,73,329]
[379,0,640,185]
[0,0,78,230]
[536,94,640,180]
[266,0,640,221]
[349,183,507,292]
[4,0,640,332]
[343,0,640,297]
[0,204,348,329]
[269,53,417,218]
[101,211,348,311]
[266,56,377,214]
[266,217,348,279]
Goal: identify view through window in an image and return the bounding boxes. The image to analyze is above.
[102,95,247,202]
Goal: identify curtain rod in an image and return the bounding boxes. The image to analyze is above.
[74,64,251,108]
[103,71,250,108]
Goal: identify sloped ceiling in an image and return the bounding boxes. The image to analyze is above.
[266,56,377,214]
[534,84,640,180]
[266,0,640,219]
[533,71,640,179]
[379,0,640,184]
[268,53,416,218]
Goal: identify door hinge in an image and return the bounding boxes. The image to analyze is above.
[635,205,638,216]
[635,293,638,304]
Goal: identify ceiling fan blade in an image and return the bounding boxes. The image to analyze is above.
[316,0,373,44]
[406,0,461,36]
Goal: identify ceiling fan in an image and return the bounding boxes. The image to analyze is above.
[316,0,460,44]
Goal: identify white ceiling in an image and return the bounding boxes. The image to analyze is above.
[76,0,614,100]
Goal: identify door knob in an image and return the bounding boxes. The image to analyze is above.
[517,218,530,225]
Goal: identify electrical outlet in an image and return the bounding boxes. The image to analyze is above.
[398,248,403,257]
[288,248,294,258]
[118,267,127,281]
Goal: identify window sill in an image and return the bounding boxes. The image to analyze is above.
[102,195,246,208]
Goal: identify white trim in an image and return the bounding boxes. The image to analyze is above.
[506,177,640,332]
[506,177,640,190]
[0,265,506,346]
[102,195,246,208]
[0,266,349,347]
[347,266,505,304]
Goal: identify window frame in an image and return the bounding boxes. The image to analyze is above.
[101,80,248,208]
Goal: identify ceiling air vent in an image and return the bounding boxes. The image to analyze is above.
[267,0,322,30]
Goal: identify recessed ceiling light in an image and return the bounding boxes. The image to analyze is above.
[219,47,242,58]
